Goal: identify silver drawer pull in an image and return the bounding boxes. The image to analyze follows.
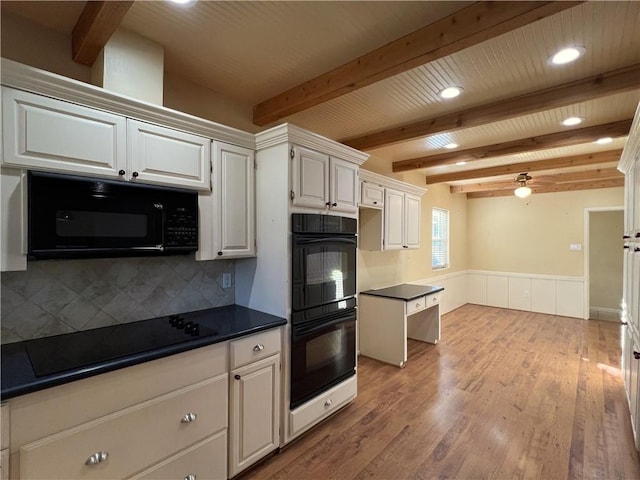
[85,451,108,465]
[416,302,420,308]
[181,412,197,423]
[253,343,265,352]
[324,399,333,407]
[185,475,196,480]
[433,297,437,303]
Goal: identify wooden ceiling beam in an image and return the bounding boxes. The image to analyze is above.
[393,120,632,172]
[466,178,624,198]
[72,1,134,66]
[252,1,581,126]
[425,150,622,184]
[450,167,622,193]
[344,64,640,151]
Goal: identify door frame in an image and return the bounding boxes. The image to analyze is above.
[583,206,624,320]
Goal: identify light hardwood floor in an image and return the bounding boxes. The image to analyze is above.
[240,304,640,480]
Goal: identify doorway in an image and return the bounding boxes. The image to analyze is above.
[584,207,624,321]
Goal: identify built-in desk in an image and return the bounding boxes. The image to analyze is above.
[359,284,444,367]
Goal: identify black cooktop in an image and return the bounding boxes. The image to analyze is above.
[25,313,217,377]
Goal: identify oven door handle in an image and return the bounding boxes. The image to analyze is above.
[293,314,355,337]
[294,237,356,246]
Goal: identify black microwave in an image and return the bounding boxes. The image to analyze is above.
[28,171,198,259]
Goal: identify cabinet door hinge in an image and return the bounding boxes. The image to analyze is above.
[290,146,295,159]
[290,190,295,200]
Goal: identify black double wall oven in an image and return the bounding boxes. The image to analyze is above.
[290,213,357,409]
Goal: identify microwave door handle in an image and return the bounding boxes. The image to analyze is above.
[130,246,165,252]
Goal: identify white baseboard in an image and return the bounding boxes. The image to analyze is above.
[589,306,621,322]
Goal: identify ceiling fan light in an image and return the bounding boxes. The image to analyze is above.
[439,86,463,99]
[514,186,532,198]
[549,47,585,65]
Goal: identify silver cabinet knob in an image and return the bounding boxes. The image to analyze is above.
[416,302,420,308]
[324,399,333,407]
[85,451,108,465]
[253,343,265,352]
[185,475,196,480]
[181,412,197,423]
[433,297,437,303]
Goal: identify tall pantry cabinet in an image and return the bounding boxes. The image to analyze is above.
[620,101,640,450]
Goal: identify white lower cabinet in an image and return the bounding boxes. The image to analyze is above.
[8,343,229,480]
[228,330,281,477]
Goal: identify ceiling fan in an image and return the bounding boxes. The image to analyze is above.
[514,173,532,198]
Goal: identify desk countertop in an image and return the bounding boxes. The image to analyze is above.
[360,283,444,301]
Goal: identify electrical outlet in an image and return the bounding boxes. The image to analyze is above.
[524,290,529,297]
[222,273,232,289]
[569,243,582,251]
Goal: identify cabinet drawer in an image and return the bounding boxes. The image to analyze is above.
[10,343,227,448]
[406,296,426,315]
[128,431,227,480]
[289,375,356,439]
[426,293,441,308]
[230,329,281,369]
[19,375,227,480]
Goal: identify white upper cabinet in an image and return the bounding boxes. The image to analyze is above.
[359,170,426,251]
[127,119,211,191]
[2,87,125,177]
[384,189,421,250]
[360,181,384,208]
[197,141,255,261]
[291,145,358,214]
[2,87,212,191]
[329,157,359,214]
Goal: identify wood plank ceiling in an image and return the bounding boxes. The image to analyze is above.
[3,1,639,198]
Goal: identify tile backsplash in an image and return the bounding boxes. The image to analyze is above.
[1,256,235,344]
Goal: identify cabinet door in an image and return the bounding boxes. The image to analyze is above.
[127,119,211,190]
[634,159,640,234]
[361,181,384,208]
[0,169,26,272]
[329,157,358,213]
[212,141,255,259]
[2,87,125,177]
[229,354,280,477]
[384,188,405,250]
[291,146,329,209]
[404,193,421,249]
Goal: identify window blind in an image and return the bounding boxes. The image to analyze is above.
[432,207,449,269]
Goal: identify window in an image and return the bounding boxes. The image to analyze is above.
[432,208,449,269]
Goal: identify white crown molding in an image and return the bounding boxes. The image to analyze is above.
[1,58,255,149]
[359,168,427,197]
[255,123,369,166]
[618,100,640,173]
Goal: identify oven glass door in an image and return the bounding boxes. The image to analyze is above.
[292,234,357,312]
[290,306,356,409]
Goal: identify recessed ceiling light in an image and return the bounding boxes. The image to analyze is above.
[595,137,613,145]
[168,0,197,5]
[444,143,458,150]
[562,116,584,126]
[549,47,585,65]
[455,161,466,166]
[439,87,463,99]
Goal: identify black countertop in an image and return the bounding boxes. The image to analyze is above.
[1,305,286,400]
[360,283,444,301]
